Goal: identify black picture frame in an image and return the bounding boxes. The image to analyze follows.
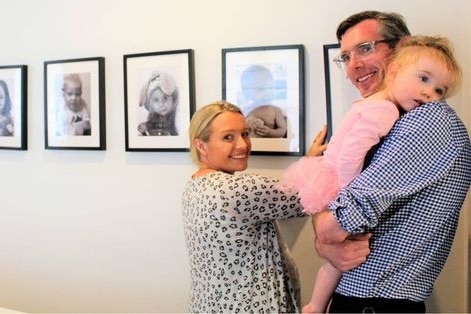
[44,57,106,150]
[323,43,360,139]
[123,49,195,152]
[0,65,27,150]
[222,44,305,156]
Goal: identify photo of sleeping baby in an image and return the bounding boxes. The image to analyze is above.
[238,64,288,138]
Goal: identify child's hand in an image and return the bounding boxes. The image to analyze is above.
[253,125,271,137]
[138,122,149,135]
[73,121,91,135]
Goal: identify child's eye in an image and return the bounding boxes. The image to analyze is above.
[419,75,429,83]
[435,88,445,96]
[242,131,250,138]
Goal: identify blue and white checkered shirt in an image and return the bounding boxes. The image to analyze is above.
[329,101,471,301]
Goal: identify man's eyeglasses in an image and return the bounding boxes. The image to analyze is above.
[333,39,398,69]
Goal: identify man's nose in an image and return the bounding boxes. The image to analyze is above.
[347,53,364,71]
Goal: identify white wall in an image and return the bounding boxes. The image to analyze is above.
[0,0,469,312]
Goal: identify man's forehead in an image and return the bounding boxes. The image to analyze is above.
[340,19,381,50]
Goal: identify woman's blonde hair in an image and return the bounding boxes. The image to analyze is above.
[384,35,462,98]
[188,100,243,164]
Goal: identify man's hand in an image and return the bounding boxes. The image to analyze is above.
[306,125,328,157]
[312,213,371,272]
[315,233,371,272]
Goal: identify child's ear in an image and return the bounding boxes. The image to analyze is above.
[386,63,399,81]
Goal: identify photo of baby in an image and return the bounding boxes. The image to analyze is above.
[0,79,14,136]
[239,64,288,138]
[223,45,304,155]
[54,73,91,136]
[137,71,179,136]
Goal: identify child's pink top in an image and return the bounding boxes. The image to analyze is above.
[278,99,399,214]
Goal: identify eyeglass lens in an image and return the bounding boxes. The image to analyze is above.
[334,41,376,68]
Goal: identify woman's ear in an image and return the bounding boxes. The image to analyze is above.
[194,139,208,159]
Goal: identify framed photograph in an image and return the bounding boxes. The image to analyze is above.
[44,57,106,150]
[0,65,27,150]
[124,49,195,152]
[323,43,360,139]
[222,45,305,156]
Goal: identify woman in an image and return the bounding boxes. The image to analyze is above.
[182,101,325,313]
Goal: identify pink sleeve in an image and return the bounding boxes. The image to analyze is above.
[334,101,399,187]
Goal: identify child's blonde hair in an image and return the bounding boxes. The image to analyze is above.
[62,73,83,91]
[384,35,462,99]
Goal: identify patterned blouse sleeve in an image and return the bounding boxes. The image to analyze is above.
[218,172,306,223]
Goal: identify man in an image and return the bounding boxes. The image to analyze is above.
[313,11,471,313]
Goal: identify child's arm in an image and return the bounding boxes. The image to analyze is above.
[269,107,288,137]
[334,102,399,186]
[303,262,341,313]
[71,104,91,135]
[253,106,287,137]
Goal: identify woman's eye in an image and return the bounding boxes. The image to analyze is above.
[223,134,234,141]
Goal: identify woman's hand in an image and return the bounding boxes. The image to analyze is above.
[306,125,328,157]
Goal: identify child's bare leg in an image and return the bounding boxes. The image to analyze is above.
[303,262,341,313]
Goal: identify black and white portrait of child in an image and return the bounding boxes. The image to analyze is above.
[239,64,287,138]
[0,79,14,136]
[55,73,91,136]
[138,71,179,136]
